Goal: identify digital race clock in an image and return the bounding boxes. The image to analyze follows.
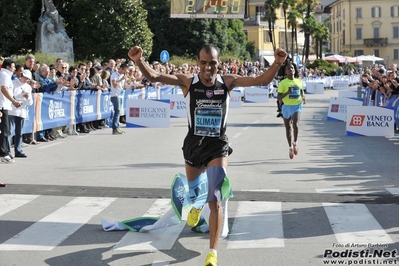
[170,0,245,19]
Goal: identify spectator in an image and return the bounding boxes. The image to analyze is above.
[0,59,21,163]
[8,70,33,158]
[110,63,127,134]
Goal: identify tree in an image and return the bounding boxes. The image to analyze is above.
[264,0,279,51]
[60,0,153,61]
[0,0,35,56]
[287,8,301,57]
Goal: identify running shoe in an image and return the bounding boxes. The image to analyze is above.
[1,155,15,163]
[187,205,204,227]
[112,130,123,135]
[117,128,125,133]
[204,251,217,266]
[293,143,299,155]
[289,148,294,159]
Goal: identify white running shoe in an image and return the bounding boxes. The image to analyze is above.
[1,155,15,163]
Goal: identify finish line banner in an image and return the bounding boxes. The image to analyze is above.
[346,106,394,137]
[125,99,170,128]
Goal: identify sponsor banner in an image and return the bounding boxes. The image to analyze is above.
[36,92,72,130]
[98,92,113,120]
[125,99,170,128]
[306,83,324,94]
[229,91,242,108]
[338,90,358,99]
[75,90,98,123]
[244,86,269,103]
[332,80,350,90]
[160,85,174,95]
[346,106,394,136]
[327,97,363,122]
[161,94,187,118]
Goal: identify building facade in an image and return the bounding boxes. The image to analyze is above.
[243,0,305,65]
[327,0,399,65]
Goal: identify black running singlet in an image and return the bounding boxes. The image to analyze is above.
[185,74,230,137]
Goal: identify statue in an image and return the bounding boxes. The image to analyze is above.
[36,0,74,64]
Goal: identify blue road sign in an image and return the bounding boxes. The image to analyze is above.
[160,50,170,63]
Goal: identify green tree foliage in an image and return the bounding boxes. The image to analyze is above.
[59,0,153,61]
[0,0,35,56]
[143,0,251,62]
[307,59,338,76]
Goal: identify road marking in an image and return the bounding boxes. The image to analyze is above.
[243,126,250,130]
[227,201,284,249]
[386,188,399,195]
[233,133,241,138]
[151,261,170,266]
[113,199,185,251]
[240,189,280,192]
[323,203,394,244]
[0,197,116,250]
[0,194,39,217]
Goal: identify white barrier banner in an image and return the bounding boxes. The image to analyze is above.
[244,87,269,103]
[229,91,242,108]
[327,97,363,122]
[346,106,394,137]
[126,99,170,128]
[161,94,187,118]
[306,83,324,94]
[338,90,358,99]
[333,80,349,90]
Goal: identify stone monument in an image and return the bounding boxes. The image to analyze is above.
[36,0,74,64]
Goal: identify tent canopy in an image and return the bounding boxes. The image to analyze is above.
[324,54,359,63]
[354,55,384,62]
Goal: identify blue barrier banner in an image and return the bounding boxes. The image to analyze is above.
[160,85,174,95]
[21,100,35,134]
[35,92,73,130]
[75,90,99,123]
[98,91,113,120]
[145,86,159,99]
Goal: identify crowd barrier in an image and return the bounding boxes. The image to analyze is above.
[19,86,175,134]
[361,87,399,126]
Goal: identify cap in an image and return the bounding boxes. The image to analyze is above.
[153,61,159,65]
[21,69,32,80]
[95,65,102,71]
[379,68,385,74]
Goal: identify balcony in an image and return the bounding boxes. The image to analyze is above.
[364,38,388,46]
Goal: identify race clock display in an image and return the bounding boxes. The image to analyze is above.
[170,0,245,19]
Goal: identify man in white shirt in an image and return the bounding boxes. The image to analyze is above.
[110,63,128,135]
[0,59,22,163]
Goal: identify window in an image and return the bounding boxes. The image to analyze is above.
[394,49,399,60]
[394,26,399,39]
[356,28,362,39]
[391,6,399,17]
[356,8,362,18]
[264,30,271,43]
[374,50,379,57]
[373,27,380,39]
[371,7,381,18]
[342,30,345,45]
[354,50,364,56]
[343,9,345,19]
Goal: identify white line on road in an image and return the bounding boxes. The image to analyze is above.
[233,133,242,138]
[243,126,250,130]
[323,203,394,244]
[0,197,116,250]
[227,201,284,249]
[386,188,399,195]
[0,194,39,217]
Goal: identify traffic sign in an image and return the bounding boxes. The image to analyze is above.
[160,50,170,63]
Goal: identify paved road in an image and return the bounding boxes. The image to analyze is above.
[1,89,399,266]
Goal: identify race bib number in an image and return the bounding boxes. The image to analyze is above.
[288,85,300,99]
[194,108,222,137]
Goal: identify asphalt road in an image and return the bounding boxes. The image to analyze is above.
[0,89,398,266]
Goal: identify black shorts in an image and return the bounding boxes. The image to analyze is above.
[182,134,233,168]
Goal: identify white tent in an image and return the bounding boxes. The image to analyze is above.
[354,55,384,63]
